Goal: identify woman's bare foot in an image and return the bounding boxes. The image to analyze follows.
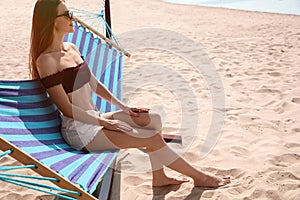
[153,175,190,187]
[193,172,231,188]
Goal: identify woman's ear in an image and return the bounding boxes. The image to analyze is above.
[53,20,59,32]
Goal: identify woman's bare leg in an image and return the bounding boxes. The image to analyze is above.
[148,147,190,187]
[131,128,190,186]
[85,125,187,186]
[103,110,230,186]
[85,127,230,188]
[148,142,231,187]
[102,110,189,186]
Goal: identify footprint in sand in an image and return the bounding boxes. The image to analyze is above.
[268,153,300,167]
[268,71,281,77]
[291,97,300,105]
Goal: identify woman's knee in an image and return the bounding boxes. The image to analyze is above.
[108,109,163,131]
[148,131,165,144]
[149,112,163,131]
[144,131,166,150]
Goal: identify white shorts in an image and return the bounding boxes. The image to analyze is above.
[61,110,104,151]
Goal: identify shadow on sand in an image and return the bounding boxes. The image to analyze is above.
[152,185,208,200]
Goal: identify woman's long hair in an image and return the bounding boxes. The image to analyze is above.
[29,0,62,79]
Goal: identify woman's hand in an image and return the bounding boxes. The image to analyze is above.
[122,105,150,117]
[99,118,133,133]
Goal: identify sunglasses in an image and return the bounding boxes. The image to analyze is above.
[56,10,73,20]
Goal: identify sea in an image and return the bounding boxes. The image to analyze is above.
[164,0,300,15]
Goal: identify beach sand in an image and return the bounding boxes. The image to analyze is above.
[0,0,300,199]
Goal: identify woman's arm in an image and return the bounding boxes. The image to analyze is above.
[89,74,150,116]
[89,73,127,110]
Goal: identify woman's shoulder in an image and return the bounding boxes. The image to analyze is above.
[65,42,81,54]
[64,41,76,48]
[36,53,59,78]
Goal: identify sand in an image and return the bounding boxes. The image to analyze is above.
[0,0,300,199]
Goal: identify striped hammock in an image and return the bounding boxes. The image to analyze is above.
[0,21,123,199]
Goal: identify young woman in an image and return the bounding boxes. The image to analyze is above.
[29,0,230,188]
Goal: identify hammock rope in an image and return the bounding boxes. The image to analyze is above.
[0,165,37,171]
[69,3,129,57]
[0,149,80,200]
[0,177,77,200]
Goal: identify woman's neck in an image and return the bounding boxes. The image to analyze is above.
[47,33,67,53]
